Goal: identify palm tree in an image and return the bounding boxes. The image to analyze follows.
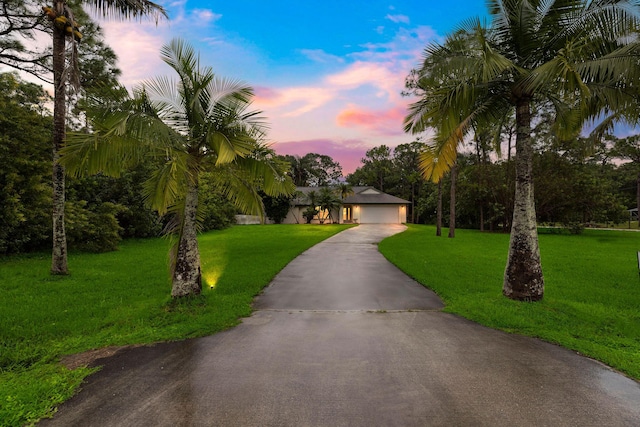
[61,39,294,297]
[336,182,354,200]
[45,0,166,275]
[405,0,640,301]
[418,146,450,237]
[303,190,319,223]
[317,186,341,223]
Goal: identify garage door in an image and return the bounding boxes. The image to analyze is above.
[360,205,399,223]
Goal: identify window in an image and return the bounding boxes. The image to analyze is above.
[343,206,352,221]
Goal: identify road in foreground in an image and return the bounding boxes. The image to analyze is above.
[41,224,640,426]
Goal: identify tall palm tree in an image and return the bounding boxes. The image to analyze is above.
[418,145,451,237]
[61,39,294,297]
[405,0,640,301]
[46,0,166,275]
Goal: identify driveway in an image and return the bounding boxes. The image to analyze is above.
[41,224,640,426]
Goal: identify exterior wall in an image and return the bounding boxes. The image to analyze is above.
[282,207,340,224]
[283,207,305,224]
[235,214,262,225]
[283,204,407,224]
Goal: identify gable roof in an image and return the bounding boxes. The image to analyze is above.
[292,186,409,205]
[343,187,409,205]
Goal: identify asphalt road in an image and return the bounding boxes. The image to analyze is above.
[40,224,640,426]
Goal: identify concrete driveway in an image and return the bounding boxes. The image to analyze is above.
[41,224,640,426]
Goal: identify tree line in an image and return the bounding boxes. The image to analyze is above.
[0,71,239,254]
[344,136,638,232]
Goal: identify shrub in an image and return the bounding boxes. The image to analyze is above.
[65,201,123,252]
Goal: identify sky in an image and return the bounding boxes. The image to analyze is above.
[91,0,490,174]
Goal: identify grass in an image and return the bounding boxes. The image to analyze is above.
[378,224,640,381]
[0,224,351,427]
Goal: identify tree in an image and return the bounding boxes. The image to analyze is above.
[261,192,293,224]
[361,146,392,191]
[62,39,294,298]
[0,1,51,81]
[613,135,640,226]
[392,141,426,223]
[417,145,450,236]
[336,182,354,200]
[317,187,341,223]
[404,0,640,301]
[303,190,319,223]
[286,154,312,186]
[0,72,52,253]
[45,0,166,275]
[284,153,343,186]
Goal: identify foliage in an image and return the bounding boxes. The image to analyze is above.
[301,207,317,224]
[0,0,52,82]
[0,225,350,426]
[316,186,341,223]
[64,200,124,252]
[67,164,163,239]
[283,153,343,186]
[0,73,52,254]
[261,191,293,224]
[347,145,393,191]
[0,72,180,255]
[379,225,640,380]
[199,172,238,230]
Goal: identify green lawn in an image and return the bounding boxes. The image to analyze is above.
[379,224,640,381]
[0,224,350,427]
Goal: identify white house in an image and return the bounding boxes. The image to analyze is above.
[282,186,409,224]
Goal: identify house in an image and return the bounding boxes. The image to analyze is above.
[282,186,409,224]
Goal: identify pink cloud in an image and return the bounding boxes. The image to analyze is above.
[253,85,334,117]
[336,105,408,136]
[98,21,171,87]
[272,139,371,175]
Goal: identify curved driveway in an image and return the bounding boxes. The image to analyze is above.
[42,225,640,426]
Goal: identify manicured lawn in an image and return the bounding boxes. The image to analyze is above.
[0,224,350,427]
[379,224,640,381]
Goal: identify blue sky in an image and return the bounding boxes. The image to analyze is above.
[97,0,490,173]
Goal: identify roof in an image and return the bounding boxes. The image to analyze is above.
[292,186,409,205]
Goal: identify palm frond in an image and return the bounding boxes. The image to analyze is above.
[143,151,190,215]
[83,0,167,22]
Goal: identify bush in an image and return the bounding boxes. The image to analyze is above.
[262,192,293,224]
[199,189,237,231]
[65,201,124,252]
[303,207,318,224]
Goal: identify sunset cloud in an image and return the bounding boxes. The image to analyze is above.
[336,105,408,136]
[254,86,335,117]
[97,21,170,87]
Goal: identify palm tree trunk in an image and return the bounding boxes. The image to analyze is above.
[172,181,202,298]
[436,180,442,236]
[503,98,544,301]
[51,12,68,275]
[448,164,457,238]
